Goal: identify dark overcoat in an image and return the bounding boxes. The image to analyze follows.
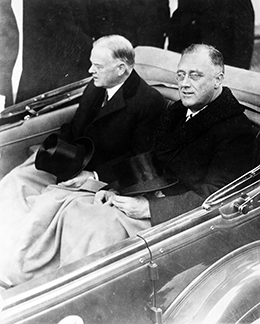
[85,0,170,48]
[168,0,255,69]
[15,0,93,103]
[61,70,166,183]
[150,87,256,225]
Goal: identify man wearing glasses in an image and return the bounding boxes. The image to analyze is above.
[97,43,255,225]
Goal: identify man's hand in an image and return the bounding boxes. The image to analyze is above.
[111,195,151,219]
[94,190,117,205]
[59,170,94,188]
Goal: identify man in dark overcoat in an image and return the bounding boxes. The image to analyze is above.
[0,35,166,285]
[98,44,255,225]
[60,37,166,184]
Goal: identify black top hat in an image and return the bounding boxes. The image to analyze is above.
[105,151,178,196]
[35,133,94,183]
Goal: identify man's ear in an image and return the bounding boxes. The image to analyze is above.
[117,63,127,76]
[214,72,224,89]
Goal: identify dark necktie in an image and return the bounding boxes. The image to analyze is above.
[185,113,193,122]
[102,91,108,107]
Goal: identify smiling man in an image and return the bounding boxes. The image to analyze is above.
[97,43,256,225]
[176,45,224,112]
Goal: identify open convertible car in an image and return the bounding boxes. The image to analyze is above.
[0,47,260,324]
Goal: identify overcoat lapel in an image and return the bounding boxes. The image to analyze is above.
[93,69,141,122]
[93,87,125,121]
[154,87,244,158]
[72,82,105,138]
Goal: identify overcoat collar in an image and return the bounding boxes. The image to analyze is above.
[93,69,141,121]
[154,87,244,156]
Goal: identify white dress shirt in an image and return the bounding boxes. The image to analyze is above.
[106,82,124,101]
[186,106,208,121]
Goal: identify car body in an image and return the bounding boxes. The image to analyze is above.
[0,47,260,324]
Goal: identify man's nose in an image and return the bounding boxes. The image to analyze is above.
[180,74,191,87]
[88,64,95,74]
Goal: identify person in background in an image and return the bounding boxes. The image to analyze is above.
[0,0,93,107]
[168,0,255,69]
[85,0,170,48]
[16,0,94,103]
[0,0,19,107]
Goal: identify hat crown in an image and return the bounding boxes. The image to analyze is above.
[109,151,177,195]
[35,134,94,182]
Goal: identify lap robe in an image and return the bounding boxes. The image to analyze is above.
[0,153,151,285]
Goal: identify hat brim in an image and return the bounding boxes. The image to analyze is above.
[106,177,179,196]
[122,178,178,196]
[102,151,179,196]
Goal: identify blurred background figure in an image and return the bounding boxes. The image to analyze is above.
[0,0,93,107]
[85,0,170,48]
[15,0,93,104]
[0,0,19,107]
[168,0,255,69]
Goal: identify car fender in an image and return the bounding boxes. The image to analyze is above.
[163,240,260,324]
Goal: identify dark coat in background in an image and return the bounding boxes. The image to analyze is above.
[15,0,93,103]
[150,87,255,225]
[61,70,166,183]
[0,0,93,106]
[168,0,255,69]
[85,0,170,48]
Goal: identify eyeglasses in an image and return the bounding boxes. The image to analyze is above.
[176,71,204,82]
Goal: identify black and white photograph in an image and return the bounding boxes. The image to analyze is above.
[0,1,260,323]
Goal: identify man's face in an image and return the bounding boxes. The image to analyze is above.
[88,46,121,88]
[176,49,222,112]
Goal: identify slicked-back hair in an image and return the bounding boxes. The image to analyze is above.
[93,35,135,67]
[182,44,225,73]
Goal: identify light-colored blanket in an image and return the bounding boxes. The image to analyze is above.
[0,153,151,285]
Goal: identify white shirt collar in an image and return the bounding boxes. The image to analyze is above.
[186,105,208,118]
[106,82,124,100]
